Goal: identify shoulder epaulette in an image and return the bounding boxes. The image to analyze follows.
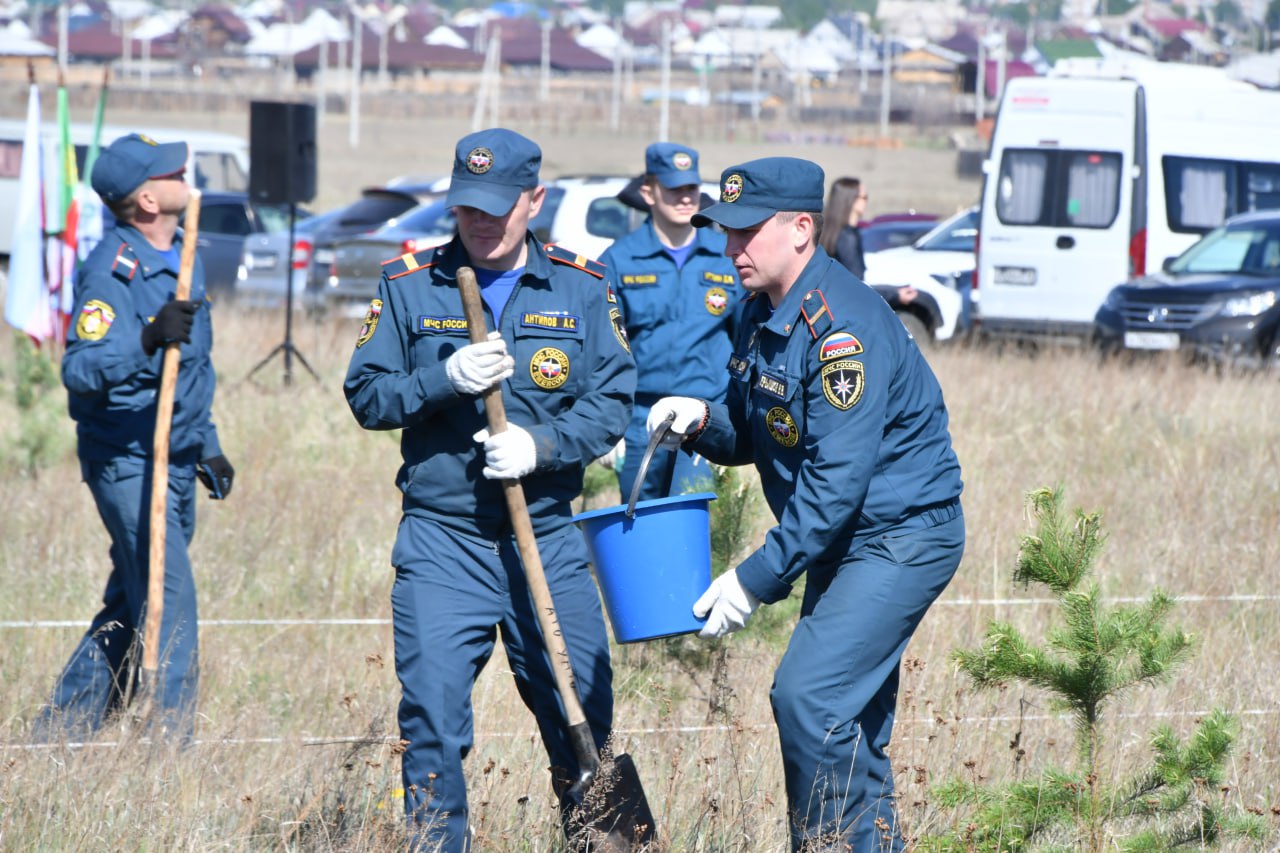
[800,289,834,340]
[110,243,139,283]
[545,244,606,279]
[382,249,438,281]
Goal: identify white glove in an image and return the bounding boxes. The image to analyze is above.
[597,440,625,471]
[692,568,761,638]
[647,396,709,448]
[473,424,537,480]
[446,331,515,395]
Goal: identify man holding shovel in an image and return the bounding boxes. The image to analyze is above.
[648,157,965,851]
[36,133,233,744]
[344,128,636,851]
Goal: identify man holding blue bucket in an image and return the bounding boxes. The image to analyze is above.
[344,128,635,851]
[647,157,964,851]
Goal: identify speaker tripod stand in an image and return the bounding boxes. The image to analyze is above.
[248,201,319,386]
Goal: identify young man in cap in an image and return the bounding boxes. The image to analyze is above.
[598,142,741,500]
[36,133,233,744]
[344,127,635,851]
[648,157,965,851]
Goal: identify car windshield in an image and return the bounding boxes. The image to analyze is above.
[862,221,937,254]
[915,209,978,252]
[1168,219,1280,276]
[339,192,419,227]
[388,199,455,235]
[255,203,313,233]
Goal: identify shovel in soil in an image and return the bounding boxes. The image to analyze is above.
[457,267,658,850]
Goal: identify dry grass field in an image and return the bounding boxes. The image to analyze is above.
[1,103,1278,850]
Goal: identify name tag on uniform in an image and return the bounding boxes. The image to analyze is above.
[756,370,789,400]
[417,315,468,333]
[727,354,749,378]
[622,274,658,286]
[521,312,580,332]
[703,271,734,285]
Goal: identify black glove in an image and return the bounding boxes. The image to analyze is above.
[141,299,199,355]
[196,454,235,499]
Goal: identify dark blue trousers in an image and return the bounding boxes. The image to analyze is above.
[390,516,614,852]
[618,401,715,502]
[771,506,964,852]
[36,456,200,743]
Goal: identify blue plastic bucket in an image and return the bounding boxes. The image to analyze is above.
[574,492,716,643]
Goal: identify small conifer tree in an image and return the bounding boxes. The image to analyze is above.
[924,486,1265,851]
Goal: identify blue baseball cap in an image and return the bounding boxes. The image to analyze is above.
[445,128,542,216]
[91,133,189,204]
[645,142,700,188]
[692,157,826,230]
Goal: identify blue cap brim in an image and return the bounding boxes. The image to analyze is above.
[655,171,701,189]
[148,142,189,178]
[692,202,775,229]
[446,180,522,217]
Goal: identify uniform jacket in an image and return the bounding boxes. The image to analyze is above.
[692,247,962,603]
[344,234,636,538]
[62,221,221,465]
[600,220,741,403]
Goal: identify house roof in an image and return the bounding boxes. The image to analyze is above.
[1144,17,1206,39]
[40,21,179,60]
[1034,38,1103,63]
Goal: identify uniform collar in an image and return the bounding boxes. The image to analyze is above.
[113,221,188,278]
[435,231,553,285]
[761,248,831,338]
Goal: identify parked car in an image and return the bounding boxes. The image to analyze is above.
[154,191,309,298]
[863,206,978,337]
[323,178,636,313]
[237,182,442,308]
[1094,210,1280,368]
[859,212,939,254]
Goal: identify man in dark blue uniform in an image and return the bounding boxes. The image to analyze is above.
[598,142,740,500]
[344,128,635,852]
[648,158,965,851]
[36,133,234,743]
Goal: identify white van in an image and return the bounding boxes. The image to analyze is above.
[0,120,249,255]
[976,57,1280,337]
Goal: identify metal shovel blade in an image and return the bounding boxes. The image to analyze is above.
[565,747,658,851]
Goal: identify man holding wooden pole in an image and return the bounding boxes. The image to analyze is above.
[35,133,232,745]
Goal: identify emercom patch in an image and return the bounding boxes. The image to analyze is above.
[821,360,864,410]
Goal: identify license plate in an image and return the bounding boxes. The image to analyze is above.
[248,253,277,270]
[994,266,1037,286]
[313,249,335,265]
[1124,331,1179,350]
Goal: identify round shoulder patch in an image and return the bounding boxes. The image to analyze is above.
[76,299,116,341]
[722,174,744,203]
[765,406,799,448]
[705,286,728,316]
[356,298,383,348]
[466,147,494,175]
[530,346,569,390]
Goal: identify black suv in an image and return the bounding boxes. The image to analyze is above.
[1094,210,1280,368]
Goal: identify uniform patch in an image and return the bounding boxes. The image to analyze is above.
[356,299,383,347]
[821,360,865,410]
[76,300,115,341]
[466,147,494,174]
[418,315,468,334]
[622,274,658,286]
[819,331,864,361]
[727,354,749,378]
[722,174,744,203]
[705,287,728,316]
[530,346,570,389]
[521,312,579,332]
[609,307,631,354]
[672,152,693,171]
[702,271,734,285]
[755,370,789,400]
[606,284,617,304]
[765,406,799,448]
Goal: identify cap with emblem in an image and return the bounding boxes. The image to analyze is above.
[692,157,825,230]
[91,133,189,204]
[645,142,700,189]
[445,128,542,217]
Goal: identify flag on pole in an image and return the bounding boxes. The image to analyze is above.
[4,74,53,344]
[50,75,81,341]
[75,68,110,267]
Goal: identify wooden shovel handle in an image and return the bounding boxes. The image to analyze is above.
[143,189,202,676]
[457,267,593,735]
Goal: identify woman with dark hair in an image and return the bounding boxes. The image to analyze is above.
[819,176,869,279]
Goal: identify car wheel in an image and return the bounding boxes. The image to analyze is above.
[895,309,932,347]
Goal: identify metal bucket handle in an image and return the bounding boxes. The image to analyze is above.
[625,411,676,519]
